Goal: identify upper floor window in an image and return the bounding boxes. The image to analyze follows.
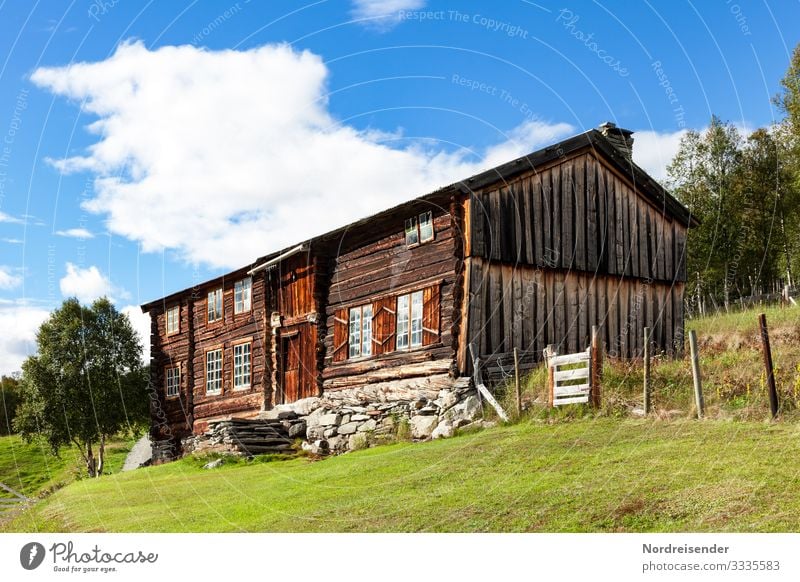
[419,211,434,243]
[405,211,434,247]
[396,290,423,349]
[207,288,223,323]
[206,349,222,395]
[233,342,251,389]
[165,365,180,397]
[234,277,252,314]
[348,304,373,359]
[166,305,180,334]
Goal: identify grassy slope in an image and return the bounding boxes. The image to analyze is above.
[0,435,133,515]
[4,418,800,533]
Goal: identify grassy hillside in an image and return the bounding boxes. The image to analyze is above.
[0,435,134,522]
[2,305,799,533]
[3,418,800,533]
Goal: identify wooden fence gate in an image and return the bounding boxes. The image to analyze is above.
[545,345,594,407]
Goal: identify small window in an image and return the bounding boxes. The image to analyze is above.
[419,211,434,243]
[165,366,180,397]
[234,277,252,314]
[396,290,423,349]
[166,305,180,334]
[348,304,373,358]
[404,217,419,247]
[207,288,223,323]
[233,342,251,389]
[206,349,222,395]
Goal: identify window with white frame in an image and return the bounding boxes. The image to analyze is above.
[233,342,251,389]
[234,277,252,314]
[207,288,223,322]
[419,211,434,243]
[206,349,222,394]
[166,305,180,334]
[404,216,419,246]
[396,290,423,349]
[348,304,372,358]
[165,366,180,397]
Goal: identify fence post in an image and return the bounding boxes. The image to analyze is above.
[688,330,704,418]
[591,326,602,408]
[545,344,556,408]
[513,347,521,416]
[643,327,651,415]
[759,313,780,418]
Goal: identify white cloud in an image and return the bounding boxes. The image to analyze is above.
[351,0,426,29]
[0,303,50,374]
[0,211,24,224]
[481,120,576,169]
[59,262,127,303]
[0,266,22,290]
[55,227,94,239]
[32,41,572,269]
[121,305,151,363]
[2,238,23,244]
[632,129,687,182]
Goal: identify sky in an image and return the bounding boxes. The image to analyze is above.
[0,0,798,373]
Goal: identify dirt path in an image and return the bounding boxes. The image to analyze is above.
[122,435,151,471]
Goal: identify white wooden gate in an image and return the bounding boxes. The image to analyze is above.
[546,346,592,406]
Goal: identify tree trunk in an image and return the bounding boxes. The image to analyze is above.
[86,441,96,478]
[96,435,105,477]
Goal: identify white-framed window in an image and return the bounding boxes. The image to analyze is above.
[419,211,434,243]
[206,349,222,395]
[207,288,223,323]
[234,277,252,314]
[165,366,180,397]
[404,216,419,246]
[405,212,434,247]
[348,304,373,358]
[166,305,180,334]
[233,342,251,389]
[396,290,423,349]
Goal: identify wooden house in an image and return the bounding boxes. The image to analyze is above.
[142,122,696,456]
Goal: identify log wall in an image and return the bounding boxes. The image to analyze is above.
[322,209,459,390]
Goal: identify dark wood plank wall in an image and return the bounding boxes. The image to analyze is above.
[149,301,192,442]
[322,210,458,390]
[186,273,268,433]
[467,259,685,368]
[464,149,689,376]
[470,151,687,283]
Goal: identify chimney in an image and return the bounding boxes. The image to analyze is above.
[598,122,634,163]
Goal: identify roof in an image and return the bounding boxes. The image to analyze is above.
[142,126,696,312]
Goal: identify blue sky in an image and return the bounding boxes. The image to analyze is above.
[0,0,798,372]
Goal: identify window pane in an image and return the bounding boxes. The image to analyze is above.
[411,290,423,347]
[349,307,361,358]
[405,217,419,246]
[234,343,251,388]
[419,211,434,242]
[206,350,222,394]
[396,294,409,349]
[208,289,222,322]
[362,305,372,357]
[166,367,180,396]
[235,278,252,313]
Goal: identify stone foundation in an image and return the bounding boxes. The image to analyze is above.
[182,374,484,456]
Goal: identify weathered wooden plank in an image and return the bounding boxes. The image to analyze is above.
[552,167,562,268]
[561,161,574,269]
[520,179,535,264]
[502,264,515,352]
[541,169,553,267]
[586,155,598,271]
[575,154,586,271]
[532,173,544,266]
[555,368,590,381]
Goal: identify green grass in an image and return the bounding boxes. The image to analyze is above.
[3,418,800,532]
[0,434,135,522]
[3,305,799,533]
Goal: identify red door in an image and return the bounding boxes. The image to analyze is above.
[280,333,301,403]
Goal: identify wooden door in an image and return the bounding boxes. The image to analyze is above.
[280,333,301,403]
